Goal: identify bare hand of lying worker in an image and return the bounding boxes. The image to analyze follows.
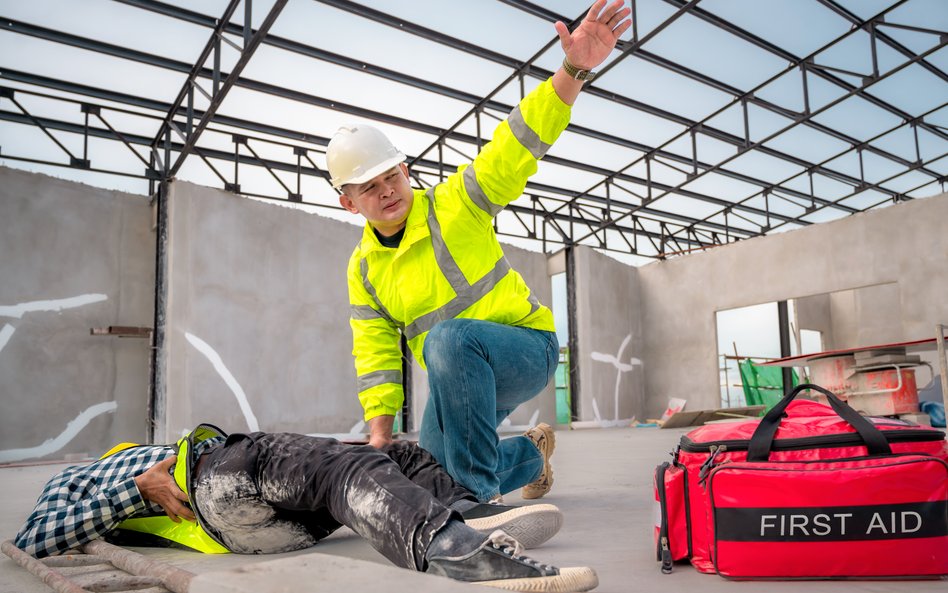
[134,455,196,522]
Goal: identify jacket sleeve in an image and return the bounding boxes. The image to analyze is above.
[452,77,571,220]
[347,252,404,421]
[14,471,146,558]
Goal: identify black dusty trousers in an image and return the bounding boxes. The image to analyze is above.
[191,433,476,570]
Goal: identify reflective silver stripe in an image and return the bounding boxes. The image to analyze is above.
[404,187,514,339]
[360,258,402,329]
[426,188,470,292]
[508,105,552,160]
[526,291,541,317]
[350,304,384,320]
[357,369,402,392]
[462,166,503,217]
[405,255,512,340]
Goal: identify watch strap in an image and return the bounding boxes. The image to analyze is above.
[562,57,596,82]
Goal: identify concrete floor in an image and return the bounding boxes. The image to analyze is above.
[2,426,945,593]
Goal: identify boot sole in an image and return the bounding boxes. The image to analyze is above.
[464,504,563,549]
[474,566,598,592]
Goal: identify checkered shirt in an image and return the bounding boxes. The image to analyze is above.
[14,438,222,558]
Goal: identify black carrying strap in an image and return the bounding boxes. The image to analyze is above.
[746,383,892,462]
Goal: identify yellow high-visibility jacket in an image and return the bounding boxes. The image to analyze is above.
[346,78,568,421]
[101,424,230,554]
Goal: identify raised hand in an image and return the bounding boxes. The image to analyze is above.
[134,455,196,523]
[555,0,633,71]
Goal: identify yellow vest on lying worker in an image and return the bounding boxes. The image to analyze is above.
[99,424,230,554]
[346,77,567,422]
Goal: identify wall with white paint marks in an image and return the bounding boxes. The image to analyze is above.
[5,171,945,457]
[160,180,365,440]
[571,247,645,426]
[0,167,155,462]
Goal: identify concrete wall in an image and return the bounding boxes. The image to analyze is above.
[830,283,903,349]
[4,165,943,458]
[795,282,902,352]
[0,167,154,462]
[795,293,832,348]
[571,246,645,425]
[638,192,948,418]
[160,181,363,441]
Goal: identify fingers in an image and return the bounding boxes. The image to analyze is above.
[585,0,608,22]
[156,455,178,472]
[579,1,632,41]
[172,485,191,504]
[161,503,182,523]
[612,17,633,38]
[554,20,572,50]
[136,454,197,522]
[607,7,632,31]
[160,499,195,523]
[161,488,196,522]
[176,502,196,522]
[588,0,624,24]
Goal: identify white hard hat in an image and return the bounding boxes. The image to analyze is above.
[326,124,406,189]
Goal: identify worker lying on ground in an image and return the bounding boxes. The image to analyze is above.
[14,424,597,593]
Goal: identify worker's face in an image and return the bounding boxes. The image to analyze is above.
[339,163,414,237]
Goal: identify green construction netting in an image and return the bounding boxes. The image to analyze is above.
[555,350,571,425]
[738,359,799,411]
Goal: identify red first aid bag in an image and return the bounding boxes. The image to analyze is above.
[655,383,948,578]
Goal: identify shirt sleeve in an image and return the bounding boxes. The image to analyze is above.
[14,471,146,558]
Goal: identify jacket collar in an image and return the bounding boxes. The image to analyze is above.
[359,187,431,256]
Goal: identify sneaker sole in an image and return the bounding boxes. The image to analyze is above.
[464,504,563,549]
[474,566,598,592]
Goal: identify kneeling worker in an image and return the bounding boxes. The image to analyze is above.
[331,0,632,502]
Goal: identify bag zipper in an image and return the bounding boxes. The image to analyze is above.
[655,461,674,573]
[698,445,728,487]
[681,428,944,454]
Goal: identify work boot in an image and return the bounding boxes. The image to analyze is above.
[522,423,555,500]
[427,530,598,592]
[461,500,563,548]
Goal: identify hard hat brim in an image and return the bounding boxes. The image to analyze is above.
[332,153,406,189]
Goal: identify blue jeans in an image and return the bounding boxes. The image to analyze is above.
[419,318,559,502]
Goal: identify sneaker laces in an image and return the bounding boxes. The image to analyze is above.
[485,530,554,572]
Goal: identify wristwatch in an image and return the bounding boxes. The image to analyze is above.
[562,57,597,82]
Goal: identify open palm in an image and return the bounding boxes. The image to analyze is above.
[555,0,633,70]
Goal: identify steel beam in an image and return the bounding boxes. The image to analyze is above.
[152,0,288,178]
[0,14,870,217]
[560,0,941,245]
